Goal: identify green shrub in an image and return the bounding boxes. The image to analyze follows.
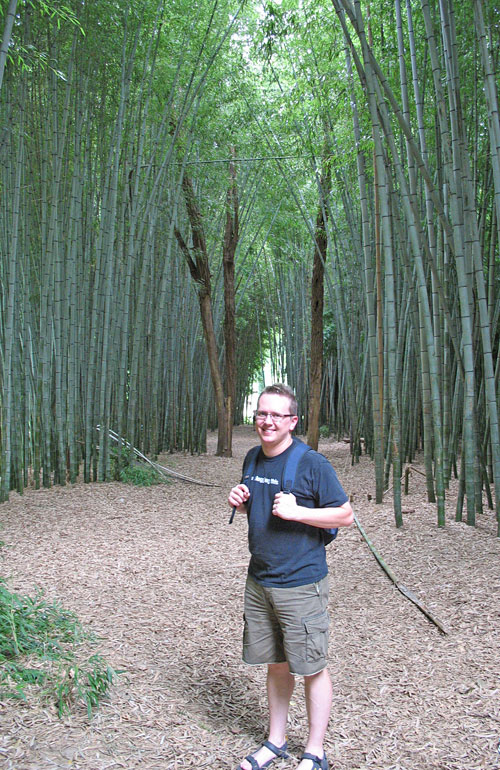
[0,578,117,717]
[110,446,167,487]
[319,424,332,438]
[119,463,166,486]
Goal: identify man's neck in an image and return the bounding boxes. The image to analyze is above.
[261,434,294,458]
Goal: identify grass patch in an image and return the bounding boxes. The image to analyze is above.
[110,447,169,487]
[0,578,117,717]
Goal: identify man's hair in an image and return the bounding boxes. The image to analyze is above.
[258,383,297,415]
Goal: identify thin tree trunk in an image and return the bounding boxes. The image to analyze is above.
[0,0,17,93]
[174,173,228,456]
[0,104,23,500]
[307,159,330,450]
[344,37,384,498]
[222,149,238,457]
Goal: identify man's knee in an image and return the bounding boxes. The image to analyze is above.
[268,661,293,676]
[303,666,329,682]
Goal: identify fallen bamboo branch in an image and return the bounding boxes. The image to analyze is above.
[408,465,427,478]
[354,513,449,634]
[97,427,220,487]
[383,464,429,497]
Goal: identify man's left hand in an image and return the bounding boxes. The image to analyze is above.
[272,492,299,520]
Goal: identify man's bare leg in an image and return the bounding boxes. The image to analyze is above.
[239,662,294,770]
[296,668,332,769]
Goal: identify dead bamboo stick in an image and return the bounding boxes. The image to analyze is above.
[354,513,449,634]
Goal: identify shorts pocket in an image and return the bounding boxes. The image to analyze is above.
[302,611,329,662]
[242,613,249,646]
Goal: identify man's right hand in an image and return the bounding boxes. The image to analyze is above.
[228,483,250,512]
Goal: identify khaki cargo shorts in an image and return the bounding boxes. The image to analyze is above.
[242,574,329,676]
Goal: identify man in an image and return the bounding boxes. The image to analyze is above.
[228,383,353,770]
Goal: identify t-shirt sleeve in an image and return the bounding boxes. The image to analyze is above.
[298,451,349,509]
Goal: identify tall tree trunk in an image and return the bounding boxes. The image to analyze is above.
[0,99,23,501]
[344,37,384,498]
[0,0,17,93]
[307,159,330,450]
[222,150,238,457]
[175,173,229,456]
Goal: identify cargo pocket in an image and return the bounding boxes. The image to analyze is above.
[242,613,251,662]
[242,613,249,646]
[303,611,329,662]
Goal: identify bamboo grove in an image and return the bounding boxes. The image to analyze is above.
[0,0,499,537]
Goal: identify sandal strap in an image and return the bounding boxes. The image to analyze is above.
[263,740,289,758]
[242,741,289,769]
[301,752,327,769]
[243,756,261,770]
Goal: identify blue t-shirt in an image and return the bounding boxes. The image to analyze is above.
[243,438,348,587]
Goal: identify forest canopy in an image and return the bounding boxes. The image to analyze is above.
[1,0,500,535]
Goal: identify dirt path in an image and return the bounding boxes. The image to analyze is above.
[0,426,499,770]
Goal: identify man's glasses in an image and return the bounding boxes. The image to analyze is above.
[254,410,294,424]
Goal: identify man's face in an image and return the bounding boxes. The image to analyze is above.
[255,393,298,455]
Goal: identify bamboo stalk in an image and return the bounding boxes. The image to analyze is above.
[354,513,449,634]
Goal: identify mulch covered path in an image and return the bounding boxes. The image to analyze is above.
[0,426,499,770]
